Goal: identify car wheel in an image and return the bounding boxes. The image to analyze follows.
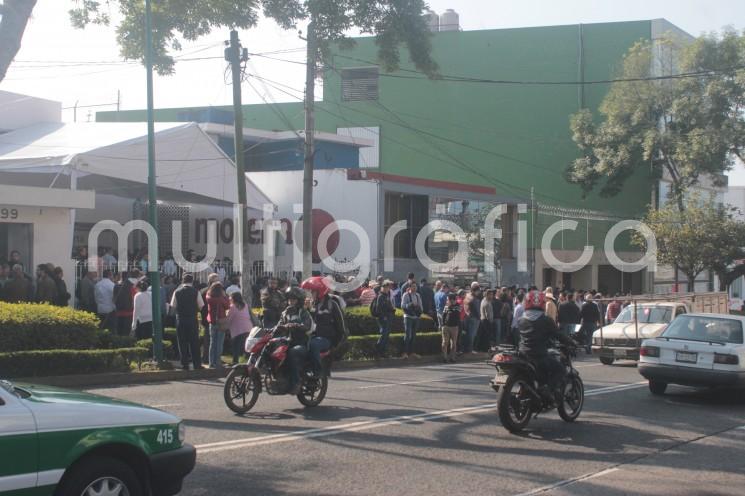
[599,356,614,366]
[56,456,143,496]
[649,380,668,395]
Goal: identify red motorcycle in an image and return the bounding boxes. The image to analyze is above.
[223,325,330,414]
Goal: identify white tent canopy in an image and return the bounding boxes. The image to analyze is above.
[0,121,272,209]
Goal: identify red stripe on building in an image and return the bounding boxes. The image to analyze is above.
[346,169,496,195]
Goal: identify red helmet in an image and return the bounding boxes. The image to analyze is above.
[300,276,330,300]
[523,290,546,311]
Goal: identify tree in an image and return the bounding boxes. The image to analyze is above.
[636,193,745,292]
[0,0,37,82]
[568,30,745,211]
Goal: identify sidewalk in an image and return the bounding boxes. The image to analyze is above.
[19,352,492,388]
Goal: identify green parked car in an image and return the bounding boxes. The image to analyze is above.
[0,380,195,496]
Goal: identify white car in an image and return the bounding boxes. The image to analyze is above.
[638,313,745,395]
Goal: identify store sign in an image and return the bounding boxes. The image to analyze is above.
[194,217,294,245]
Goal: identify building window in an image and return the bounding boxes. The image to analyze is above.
[341,67,379,102]
[385,192,428,259]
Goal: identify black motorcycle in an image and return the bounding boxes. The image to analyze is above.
[489,342,584,433]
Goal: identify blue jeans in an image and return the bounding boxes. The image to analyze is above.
[403,316,419,354]
[465,317,480,352]
[209,324,225,369]
[376,316,392,355]
[492,320,502,347]
[287,344,308,389]
[309,336,331,374]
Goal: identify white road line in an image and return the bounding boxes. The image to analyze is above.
[512,468,620,496]
[196,381,646,455]
[574,363,605,368]
[358,374,490,389]
[150,403,182,409]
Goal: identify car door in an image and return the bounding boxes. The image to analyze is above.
[0,384,39,495]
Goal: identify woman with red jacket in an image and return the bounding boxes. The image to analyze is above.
[206,282,230,369]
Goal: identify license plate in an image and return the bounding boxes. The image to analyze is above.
[493,373,507,385]
[676,351,698,363]
[613,349,627,358]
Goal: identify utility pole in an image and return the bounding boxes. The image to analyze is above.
[225,30,251,303]
[302,22,317,280]
[145,0,163,362]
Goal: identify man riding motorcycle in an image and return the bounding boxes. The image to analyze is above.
[301,276,347,377]
[518,290,575,403]
[278,286,313,395]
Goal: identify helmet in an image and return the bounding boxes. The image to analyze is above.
[524,290,546,311]
[300,276,330,300]
[285,286,306,302]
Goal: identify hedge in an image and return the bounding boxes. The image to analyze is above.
[0,302,99,352]
[135,338,176,359]
[0,347,148,378]
[342,332,443,360]
[253,305,436,336]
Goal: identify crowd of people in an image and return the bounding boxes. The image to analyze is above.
[0,250,71,306]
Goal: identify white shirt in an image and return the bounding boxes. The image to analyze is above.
[94,278,116,314]
[132,290,153,330]
[163,259,177,276]
[169,283,205,311]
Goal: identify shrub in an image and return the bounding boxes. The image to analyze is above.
[97,330,137,349]
[342,332,442,360]
[0,302,99,352]
[135,339,176,359]
[343,306,436,335]
[0,348,148,378]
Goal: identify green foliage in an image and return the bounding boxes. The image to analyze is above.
[0,347,148,378]
[568,30,745,204]
[636,193,745,290]
[0,302,99,352]
[343,332,442,360]
[343,305,435,335]
[135,338,175,359]
[96,330,137,349]
[69,1,438,77]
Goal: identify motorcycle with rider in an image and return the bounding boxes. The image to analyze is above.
[223,277,347,414]
[490,290,585,433]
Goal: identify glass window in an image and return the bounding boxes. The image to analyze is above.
[615,305,673,324]
[384,192,428,259]
[663,315,744,344]
[341,67,379,102]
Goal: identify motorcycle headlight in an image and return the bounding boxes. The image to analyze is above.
[244,337,260,353]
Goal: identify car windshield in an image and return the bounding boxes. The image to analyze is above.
[662,315,744,344]
[615,306,672,324]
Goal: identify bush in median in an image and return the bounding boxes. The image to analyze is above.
[0,347,149,378]
[341,332,443,360]
[0,302,99,352]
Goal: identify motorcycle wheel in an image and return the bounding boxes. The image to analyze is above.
[224,367,261,414]
[297,373,328,407]
[497,375,534,433]
[557,374,584,422]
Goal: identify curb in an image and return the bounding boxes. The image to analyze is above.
[18,353,491,389]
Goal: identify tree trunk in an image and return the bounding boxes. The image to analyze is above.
[687,276,695,293]
[0,0,37,83]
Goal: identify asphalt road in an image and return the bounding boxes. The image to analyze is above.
[88,356,745,496]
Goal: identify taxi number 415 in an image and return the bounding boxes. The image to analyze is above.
[156,428,174,445]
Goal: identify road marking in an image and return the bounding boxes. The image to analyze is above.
[512,468,620,496]
[196,381,646,455]
[574,363,605,368]
[149,403,182,409]
[358,374,489,389]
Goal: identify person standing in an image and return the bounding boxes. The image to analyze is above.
[206,282,230,369]
[0,262,8,301]
[579,294,601,353]
[51,267,70,307]
[491,290,503,347]
[463,283,481,354]
[171,274,205,371]
[199,273,220,363]
[224,292,254,366]
[95,270,116,332]
[418,279,436,320]
[79,270,98,312]
[401,282,423,359]
[260,277,286,328]
[442,293,461,363]
[605,295,622,323]
[434,281,448,329]
[35,264,57,304]
[4,265,31,302]
[225,275,241,296]
[479,289,495,351]
[113,271,135,336]
[511,292,525,345]
[544,287,558,324]
[558,292,582,336]
[132,279,153,340]
[400,272,416,294]
[372,280,395,358]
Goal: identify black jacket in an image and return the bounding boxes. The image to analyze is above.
[374,292,395,317]
[558,301,581,326]
[311,296,346,347]
[518,311,573,358]
[580,301,601,325]
[442,303,461,327]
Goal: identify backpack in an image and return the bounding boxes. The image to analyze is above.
[370,295,381,317]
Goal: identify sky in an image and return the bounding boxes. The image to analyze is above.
[2,0,745,180]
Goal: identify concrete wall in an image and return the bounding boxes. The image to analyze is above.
[0,90,61,132]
